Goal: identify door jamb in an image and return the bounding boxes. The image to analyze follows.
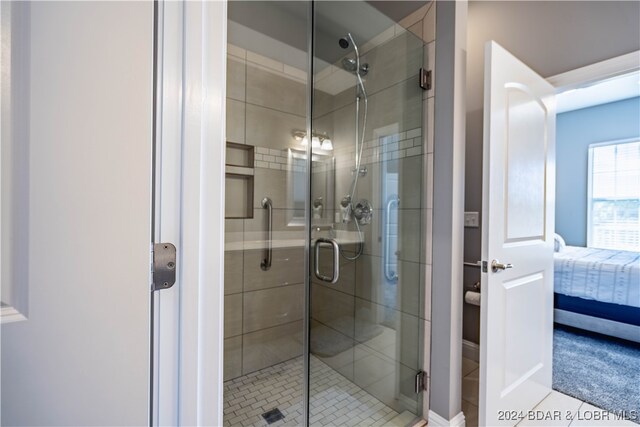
[153,1,227,425]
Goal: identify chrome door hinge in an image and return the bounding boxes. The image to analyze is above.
[152,243,176,291]
[419,68,432,91]
[415,370,427,394]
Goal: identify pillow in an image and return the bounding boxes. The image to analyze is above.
[554,233,566,252]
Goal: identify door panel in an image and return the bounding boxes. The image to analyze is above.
[1,2,152,425]
[505,86,548,242]
[480,41,556,427]
[309,2,426,425]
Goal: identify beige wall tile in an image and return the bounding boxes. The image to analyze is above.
[361,32,423,97]
[224,336,242,381]
[407,21,423,40]
[354,297,389,344]
[398,208,422,263]
[365,78,423,143]
[243,248,305,292]
[423,2,436,44]
[423,208,432,265]
[399,311,420,368]
[224,250,243,295]
[355,254,384,303]
[227,43,246,60]
[399,155,424,209]
[426,96,434,152]
[227,57,246,101]
[349,207,382,259]
[242,321,303,374]
[313,88,336,118]
[225,219,243,242]
[246,51,284,73]
[243,284,304,333]
[421,263,432,321]
[246,104,304,150]
[353,345,395,389]
[246,64,306,115]
[398,260,421,317]
[424,42,435,100]
[311,284,354,339]
[425,153,434,209]
[354,297,420,370]
[226,98,245,144]
[422,319,431,377]
[253,168,288,209]
[244,208,305,236]
[225,293,243,338]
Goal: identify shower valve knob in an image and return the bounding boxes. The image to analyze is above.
[353,200,373,225]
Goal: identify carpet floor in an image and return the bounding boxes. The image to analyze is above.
[553,325,640,423]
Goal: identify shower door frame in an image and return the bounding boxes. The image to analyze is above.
[156,2,431,426]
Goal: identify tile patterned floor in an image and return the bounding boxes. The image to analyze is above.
[223,356,405,427]
[461,357,637,427]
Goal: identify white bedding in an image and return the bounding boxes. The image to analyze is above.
[554,246,640,308]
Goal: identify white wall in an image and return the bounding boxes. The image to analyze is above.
[1,2,152,425]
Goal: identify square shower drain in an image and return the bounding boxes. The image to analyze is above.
[262,408,285,424]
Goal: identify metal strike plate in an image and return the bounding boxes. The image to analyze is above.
[152,243,176,291]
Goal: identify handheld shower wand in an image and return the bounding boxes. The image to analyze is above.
[339,33,369,211]
[336,33,372,261]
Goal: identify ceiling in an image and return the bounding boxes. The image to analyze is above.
[557,71,640,113]
[228,1,427,65]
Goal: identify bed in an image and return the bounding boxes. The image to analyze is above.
[553,245,640,343]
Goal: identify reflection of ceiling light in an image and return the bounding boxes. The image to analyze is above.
[291,129,333,151]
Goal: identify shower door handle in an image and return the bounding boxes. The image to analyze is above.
[314,238,340,284]
[260,197,272,271]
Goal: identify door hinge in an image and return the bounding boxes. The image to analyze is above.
[415,370,427,394]
[482,261,488,273]
[419,68,432,91]
[152,243,176,291]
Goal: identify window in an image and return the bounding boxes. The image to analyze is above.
[588,140,640,251]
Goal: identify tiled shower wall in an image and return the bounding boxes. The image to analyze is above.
[224,44,308,381]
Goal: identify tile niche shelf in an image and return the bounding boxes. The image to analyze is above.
[225,142,255,219]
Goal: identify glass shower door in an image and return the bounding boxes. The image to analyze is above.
[309,2,427,426]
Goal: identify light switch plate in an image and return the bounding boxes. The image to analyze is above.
[464,212,479,228]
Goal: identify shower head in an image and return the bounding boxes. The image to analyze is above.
[338,37,350,49]
[342,57,357,72]
[341,57,369,76]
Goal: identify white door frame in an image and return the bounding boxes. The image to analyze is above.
[153,1,227,425]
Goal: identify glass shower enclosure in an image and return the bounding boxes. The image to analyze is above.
[223,1,430,426]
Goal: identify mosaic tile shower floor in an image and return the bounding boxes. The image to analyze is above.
[223,356,404,427]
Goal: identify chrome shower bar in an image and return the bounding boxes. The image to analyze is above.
[260,197,273,271]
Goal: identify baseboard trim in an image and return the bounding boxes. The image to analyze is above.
[428,410,466,427]
[462,339,479,362]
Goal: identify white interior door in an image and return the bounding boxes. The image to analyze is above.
[1,2,153,425]
[479,41,556,427]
